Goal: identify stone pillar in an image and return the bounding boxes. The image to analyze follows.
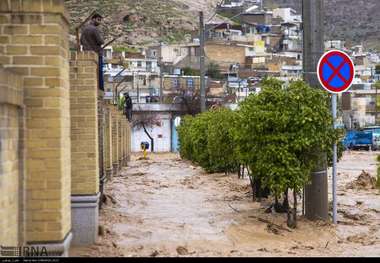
[0,68,23,247]
[0,0,72,256]
[111,107,119,176]
[69,52,100,246]
[104,105,113,180]
[121,118,126,166]
[127,122,132,162]
[118,113,123,169]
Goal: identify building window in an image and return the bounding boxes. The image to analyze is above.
[137,61,142,67]
[187,78,194,90]
[146,61,152,71]
[172,78,179,89]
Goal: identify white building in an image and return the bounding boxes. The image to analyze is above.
[221,0,245,8]
[273,8,301,23]
[325,40,345,50]
[131,104,186,153]
[103,48,161,103]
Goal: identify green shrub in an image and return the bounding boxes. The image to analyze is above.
[207,108,239,173]
[377,156,380,190]
[177,109,239,173]
[178,78,343,227]
[177,115,194,160]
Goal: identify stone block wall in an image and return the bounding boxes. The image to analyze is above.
[104,105,113,179]
[111,107,119,173]
[0,0,72,249]
[0,67,24,247]
[0,0,132,252]
[69,52,99,196]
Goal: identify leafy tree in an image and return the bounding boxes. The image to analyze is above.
[207,62,223,80]
[182,67,200,76]
[178,78,343,228]
[236,78,341,227]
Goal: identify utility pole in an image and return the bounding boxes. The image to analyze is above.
[302,0,329,221]
[200,11,206,112]
[159,41,164,103]
[137,72,140,103]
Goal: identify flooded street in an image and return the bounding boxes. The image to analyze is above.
[71,152,380,257]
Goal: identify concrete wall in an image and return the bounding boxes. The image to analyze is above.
[131,113,171,153]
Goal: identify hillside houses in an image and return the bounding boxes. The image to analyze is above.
[102,1,380,117]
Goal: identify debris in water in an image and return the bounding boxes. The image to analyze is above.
[131,172,146,177]
[266,224,281,235]
[346,234,376,246]
[346,170,377,190]
[98,225,105,236]
[339,210,367,221]
[356,201,364,206]
[176,246,189,255]
[150,250,159,257]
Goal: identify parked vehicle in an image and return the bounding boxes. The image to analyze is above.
[363,126,380,150]
[343,130,373,151]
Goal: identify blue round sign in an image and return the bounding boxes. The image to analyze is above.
[317,50,355,94]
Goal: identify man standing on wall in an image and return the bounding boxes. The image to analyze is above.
[80,13,105,91]
[124,92,133,122]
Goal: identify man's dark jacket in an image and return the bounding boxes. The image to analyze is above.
[125,96,133,110]
[80,21,104,55]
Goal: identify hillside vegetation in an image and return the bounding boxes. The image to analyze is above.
[65,0,380,50]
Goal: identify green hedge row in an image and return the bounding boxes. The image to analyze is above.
[177,79,344,226]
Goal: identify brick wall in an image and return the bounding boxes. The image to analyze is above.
[69,52,99,195]
[0,0,71,244]
[104,105,113,178]
[111,107,119,172]
[0,68,23,246]
[118,113,122,166]
[205,43,246,71]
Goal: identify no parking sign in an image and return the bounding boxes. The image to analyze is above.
[317,50,355,225]
[317,50,355,94]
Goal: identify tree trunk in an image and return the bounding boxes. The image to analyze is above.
[249,175,256,202]
[283,188,290,211]
[293,188,298,227]
[287,188,298,229]
[142,123,154,152]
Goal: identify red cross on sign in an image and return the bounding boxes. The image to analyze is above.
[317,50,355,94]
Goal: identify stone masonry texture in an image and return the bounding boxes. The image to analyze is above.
[69,52,99,196]
[0,0,72,244]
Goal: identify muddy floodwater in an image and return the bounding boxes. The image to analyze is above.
[71,151,380,257]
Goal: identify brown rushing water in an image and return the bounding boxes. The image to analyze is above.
[71,152,380,257]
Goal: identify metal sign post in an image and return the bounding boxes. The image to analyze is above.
[317,50,355,224]
[332,94,338,224]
